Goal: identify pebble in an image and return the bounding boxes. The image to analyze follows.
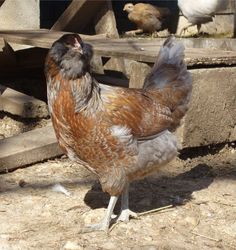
[100,241,117,249]
[63,241,82,250]
[223,222,236,237]
[184,216,198,226]
[82,208,104,225]
[230,148,236,154]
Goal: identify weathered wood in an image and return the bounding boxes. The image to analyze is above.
[94,0,119,38]
[95,0,121,73]
[94,1,123,75]
[51,0,107,33]
[0,124,62,172]
[0,85,49,118]
[0,0,39,31]
[51,0,87,31]
[94,73,129,87]
[0,30,236,67]
[128,61,151,88]
[0,30,106,49]
[51,0,119,73]
[0,0,4,7]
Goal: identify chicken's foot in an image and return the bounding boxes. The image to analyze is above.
[117,185,137,222]
[82,196,118,233]
[125,29,143,36]
[179,23,196,36]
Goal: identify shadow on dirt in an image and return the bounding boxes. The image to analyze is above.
[1,160,235,216]
[84,164,216,213]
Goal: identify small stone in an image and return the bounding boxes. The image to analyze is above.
[184,216,198,226]
[82,208,104,225]
[63,241,82,250]
[143,236,153,242]
[101,241,117,249]
[223,222,236,237]
[230,149,236,154]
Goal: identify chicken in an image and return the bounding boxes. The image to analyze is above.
[45,34,192,231]
[123,3,170,36]
[178,0,229,36]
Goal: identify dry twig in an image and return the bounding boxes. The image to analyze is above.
[191,231,221,242]
[138,205,174,216]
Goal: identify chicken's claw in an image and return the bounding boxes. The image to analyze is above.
[117,209,138,222]
[81,196,118,233]
[81,220,110,233]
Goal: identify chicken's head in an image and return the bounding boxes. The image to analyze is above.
[123,3,134,13]
[48,33,93,79]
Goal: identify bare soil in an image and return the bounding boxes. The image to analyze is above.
[0,113,236,250]
[0,112,50,139]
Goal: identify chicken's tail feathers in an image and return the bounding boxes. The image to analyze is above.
[143,35,192,129]
[162,35,184,67]
[143,35,191,90]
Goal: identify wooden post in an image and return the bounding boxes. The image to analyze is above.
[128,61,151,89]
[94,0,119,38]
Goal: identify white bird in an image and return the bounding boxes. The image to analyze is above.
[178,0,229,36]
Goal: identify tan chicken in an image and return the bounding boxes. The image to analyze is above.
[123,3,170,36]
[45,34,192,232]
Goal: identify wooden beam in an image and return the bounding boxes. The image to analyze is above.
[0,0,4,7]
[94,0,119,38]
[0,85,48,118]
[128,61,151,89]
[0,30,236,67]
[0,30,106,49]
[0,124,62,172]
[94,73,129,87]
[51,0,107,33]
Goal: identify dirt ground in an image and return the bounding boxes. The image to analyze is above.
[0,113,236,250]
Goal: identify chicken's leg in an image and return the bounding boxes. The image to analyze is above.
[179,23,196,36]
[196,23,202,35]
[117,184,137,222]
[83,196,118,232]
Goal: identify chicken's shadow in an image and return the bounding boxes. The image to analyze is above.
[84,164,214,213]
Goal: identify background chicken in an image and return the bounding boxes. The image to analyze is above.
[178,0,229,36]
[45,34,192,231]
[123,3,170,36]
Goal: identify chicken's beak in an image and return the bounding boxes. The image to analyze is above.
[123,7,126,11]
[73,38,83,54]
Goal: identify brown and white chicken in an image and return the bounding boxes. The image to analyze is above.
[123,3,170,36]
[178,0,229,36]
[45,34,192,231]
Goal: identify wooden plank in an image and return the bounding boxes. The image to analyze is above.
[0,124,62,172]
[0,0,4,7]
[128,61,151,88]
[0,30,106,49]
[94,0,119,38]
[94,73,129,87]
[0,30,236,67]
[51,0,87,31]
[51,0,107,32]
[0,85,48,118]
